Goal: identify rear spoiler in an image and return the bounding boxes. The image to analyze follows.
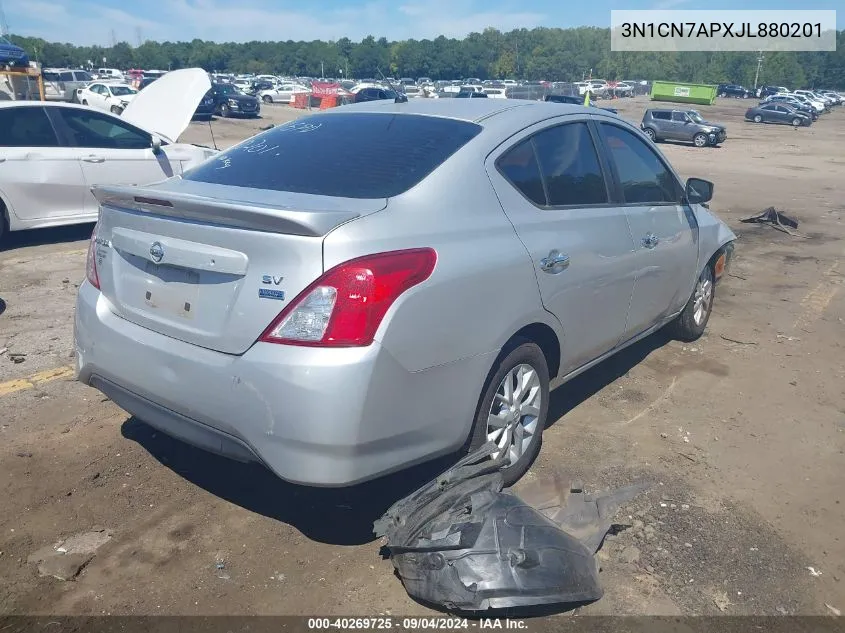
[93,184,372,237]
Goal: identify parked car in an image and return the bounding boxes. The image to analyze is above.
[352,86,405,102]
[455,90,488,98]
[42,68,94,102]
[403,85,426,98]
[762,95,819,120]
[96,68,125,81]
[0,36,29,67]
[0,69,218,242]
[259,82,310,104]
[745,103,812,127]
[641,109,727,147]
[137,76,159,91]
[543,94,618,114]
[759,85,788,98]
[208,82,261,117]
[718,84,752,98]
[192,90,217,121]
[76,82,138,115]
[794,89,833,107]
[820,91,842,105]
[73,99,735,488]
[784,93,826,113]
[483,88,508,99]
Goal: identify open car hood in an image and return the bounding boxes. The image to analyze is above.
[121,68,211,144]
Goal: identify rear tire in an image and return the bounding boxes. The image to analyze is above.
[81,99,88,106]
[643,127,657,141]
[0,202,7,245]
[262,95,272,103]
[110,105,122,115]
[467,340,549,487]
[666,266,715,342]
[753,114,763,123]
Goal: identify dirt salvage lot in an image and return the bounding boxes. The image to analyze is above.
[0,97,843,618]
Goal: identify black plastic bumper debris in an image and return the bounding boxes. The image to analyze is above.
[374,443,649,613]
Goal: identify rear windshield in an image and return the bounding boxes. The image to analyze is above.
[183,113,482,198]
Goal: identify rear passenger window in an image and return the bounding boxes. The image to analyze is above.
[600,123,681,204]
[59,72,74,82]
[0,107,59,147]
[651,111,671,120]
[497,138,545,205]
[531,123,607,206]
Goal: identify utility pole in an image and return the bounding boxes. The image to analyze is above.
[754,51,764,89]
[110,29,117,48]
[321,61,324,79]
[0,0,9,36]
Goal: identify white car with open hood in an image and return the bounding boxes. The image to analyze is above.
[0,69,218,240]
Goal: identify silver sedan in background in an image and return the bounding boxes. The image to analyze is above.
[74,99,735,487]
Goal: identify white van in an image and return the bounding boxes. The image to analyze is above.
[96,68,124,81]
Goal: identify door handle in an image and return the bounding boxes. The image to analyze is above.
[642,233,659,249]
[540,250,570,273]
[83,156,106,163]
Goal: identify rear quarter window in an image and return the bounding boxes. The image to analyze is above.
[183,113,482,198]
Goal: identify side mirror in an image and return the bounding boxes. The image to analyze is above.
[686,177,714,205]
[151,135,163,155]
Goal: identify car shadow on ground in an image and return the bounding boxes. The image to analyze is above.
[1,223,94,251]
[121,417,458,546]
[654,140,724,149]
[121,329,672,547]
[547,330,671,426]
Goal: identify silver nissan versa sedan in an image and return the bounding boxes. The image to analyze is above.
[74,99,736,487]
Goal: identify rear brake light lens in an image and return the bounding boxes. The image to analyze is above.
[260,248,437,347]
[86,226,100,289]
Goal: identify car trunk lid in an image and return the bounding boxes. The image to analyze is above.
[92,182,386,355]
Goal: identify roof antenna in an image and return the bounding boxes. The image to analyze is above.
[377,67,407,103]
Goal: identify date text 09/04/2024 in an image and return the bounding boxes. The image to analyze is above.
[620,22,823,38]
[307,618,528,630]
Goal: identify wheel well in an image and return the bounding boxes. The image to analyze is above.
[0,195,9,227]
[506,323,561,380]
[705,241,734,283]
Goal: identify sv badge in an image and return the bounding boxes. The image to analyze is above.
[261,275,284,285]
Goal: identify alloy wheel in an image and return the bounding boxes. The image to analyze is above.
[486,364,542,466]
[692,275,713,326]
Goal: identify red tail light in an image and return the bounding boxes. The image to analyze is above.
[86,226,100,289]
[259,248,437,347]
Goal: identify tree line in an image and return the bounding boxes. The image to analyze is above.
[9,27,845,88]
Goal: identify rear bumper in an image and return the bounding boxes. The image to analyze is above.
[74,282,486,487]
